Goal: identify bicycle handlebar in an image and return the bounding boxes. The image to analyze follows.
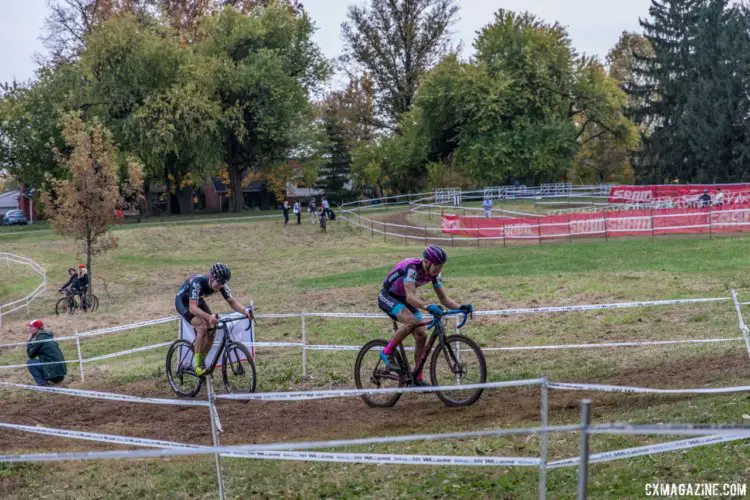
[427,309,472,329]
[214,306,254,331]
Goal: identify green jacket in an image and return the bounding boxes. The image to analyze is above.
[27,330,67,380]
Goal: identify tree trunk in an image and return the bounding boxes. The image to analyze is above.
[228,164,244,212]
[165,169,178,215]
[142,177,152,217]
[86,232,93,299]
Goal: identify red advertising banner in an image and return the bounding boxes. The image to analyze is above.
[608,184,750,205]
[441,205,750,241]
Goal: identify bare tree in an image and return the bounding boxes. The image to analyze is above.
[341,0,459,132]
[41,0,155,64]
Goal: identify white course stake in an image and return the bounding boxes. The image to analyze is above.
[206,375,226,500]
[75,332,85,383]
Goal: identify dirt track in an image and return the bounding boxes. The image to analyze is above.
[3,351,748,454]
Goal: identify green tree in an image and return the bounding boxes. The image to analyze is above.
[129,80,223,213]
[196,6,330,211]
[341,0,459,131]
[359,10,638,189]
[0,69,75,191]
[78,14,216,213]
[606,32,654,114]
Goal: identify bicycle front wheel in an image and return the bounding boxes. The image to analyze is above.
[430,335,487,407]
[55,297,71,316]
[222,342,256,396]
[354,339,405,408]
[166,340,202,397]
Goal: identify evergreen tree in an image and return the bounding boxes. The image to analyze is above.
[682,2,750,182]
[630,0,750,183]
[315,118,352,199]
[630,0,705,182]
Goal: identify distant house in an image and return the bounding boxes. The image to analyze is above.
[200,178,229,212]
[197,175,277,212]
[283,158,353,200]
[0,190,20,216]
[243,179,276,210]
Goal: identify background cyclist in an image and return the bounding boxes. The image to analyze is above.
[175,263,254,376]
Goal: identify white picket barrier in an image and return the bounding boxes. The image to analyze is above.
[0,253,47,327]
[1,292,748,386]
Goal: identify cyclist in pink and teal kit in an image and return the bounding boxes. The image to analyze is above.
[378,245,473,386]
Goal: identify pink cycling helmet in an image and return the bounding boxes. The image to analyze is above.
[423,245,447,265]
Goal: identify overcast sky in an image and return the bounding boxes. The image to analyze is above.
[1,0,653,86]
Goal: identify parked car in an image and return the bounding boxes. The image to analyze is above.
[2,209,27,226]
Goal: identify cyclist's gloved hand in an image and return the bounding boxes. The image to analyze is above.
[427,304,444,318]
[459,304,474,314]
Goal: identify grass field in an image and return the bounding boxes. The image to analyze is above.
[1,212,750,499]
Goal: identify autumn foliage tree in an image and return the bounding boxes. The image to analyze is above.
[42,113,124,298]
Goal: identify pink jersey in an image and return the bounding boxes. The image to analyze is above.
[382,258,443,297]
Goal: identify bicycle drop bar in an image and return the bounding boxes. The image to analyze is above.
[419,309,471,330]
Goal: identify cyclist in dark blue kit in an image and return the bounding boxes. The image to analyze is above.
[175,263,253,376]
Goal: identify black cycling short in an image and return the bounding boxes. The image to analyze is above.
[175,296,211,323]
[378,289,423,321]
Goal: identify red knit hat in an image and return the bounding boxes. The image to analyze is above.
[26,319,43,329]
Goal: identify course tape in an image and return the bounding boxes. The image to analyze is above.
[245,341,305,348]
[83,342,173,363]
[0,359,79,370]
[547,434,748,469]
[482,338,743,351]
[0,335,81,348]
[0,381,209,407]
[224,450,540,467]
[0,422,540,467]
[547,382,750,395]
[0,422,206,450]
[77,317,179,338]
[300,338,742,353]
[0,424,579,463]
[216,378,545,401]
[588,423,750,437]
[476,297,729,316]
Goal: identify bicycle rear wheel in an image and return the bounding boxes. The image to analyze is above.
[222,342,256,396]
[354,339,405,408]
[166,339,202,397]
[88,294,99,311]
[430,334,487,407]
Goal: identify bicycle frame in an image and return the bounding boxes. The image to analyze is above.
[392,309,469,382]
[203,316,251,375]
[202,321,232,375]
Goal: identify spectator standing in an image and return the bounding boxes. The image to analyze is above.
[698,189,712,208]
[282,199,290,225]
[483,198,493,218]
[309,198,317,224]
[26,319,67,386]
[322,197,330,219]
[714,188,724,206]
[293,201,301,224]
[318,205,327,233]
